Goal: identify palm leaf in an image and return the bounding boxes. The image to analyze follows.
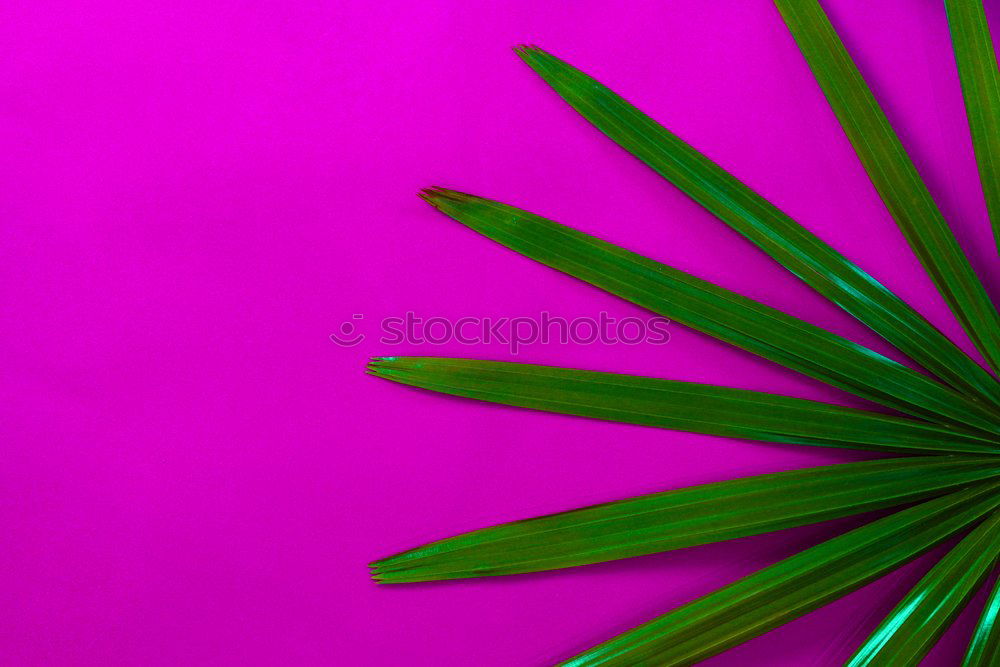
[965,570,1000,666]
[372,4,1000,663]
[371,457,1000,584]
[847,510,1000,665]
[773,0,1000,375]
[558,482,1000,666]
[420,188,1000,435]
[946,0,1000,254]
[368,356,997,454]
[514,45,1000,407]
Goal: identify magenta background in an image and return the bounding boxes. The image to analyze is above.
[3,0,1000,664]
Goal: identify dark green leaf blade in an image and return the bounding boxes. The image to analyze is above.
[371,457,1000,584]
[847,511,1000,666]
[557,482,1000,666]
[773,0,1000,375]
[964,570,1000,667]
[420,188,1000,435]
[946,0,1000,254]
[368,356,997,454]
[514,45,1000,407]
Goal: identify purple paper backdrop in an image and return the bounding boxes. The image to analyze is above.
[3,0,999,664]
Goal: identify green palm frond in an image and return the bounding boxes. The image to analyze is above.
[420,188,1000,435]
[371,456,1000,583]
[847,510,1000,665]
[946,0,1000,254]
[368,356,996,454]
[558,484,1000,666]
[774,0,1000,374]
[514,44,1000,406]
[965,573,1000,666]
[368,0,1000,663]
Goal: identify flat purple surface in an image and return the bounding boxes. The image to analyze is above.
[3,0,999,664]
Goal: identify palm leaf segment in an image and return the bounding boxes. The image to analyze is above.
[369,0,1000,664]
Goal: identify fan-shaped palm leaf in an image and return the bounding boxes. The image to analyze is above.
[368,0,1000,663]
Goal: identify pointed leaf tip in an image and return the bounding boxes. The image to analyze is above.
[514,44,550,65]
[419,187,473,206]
